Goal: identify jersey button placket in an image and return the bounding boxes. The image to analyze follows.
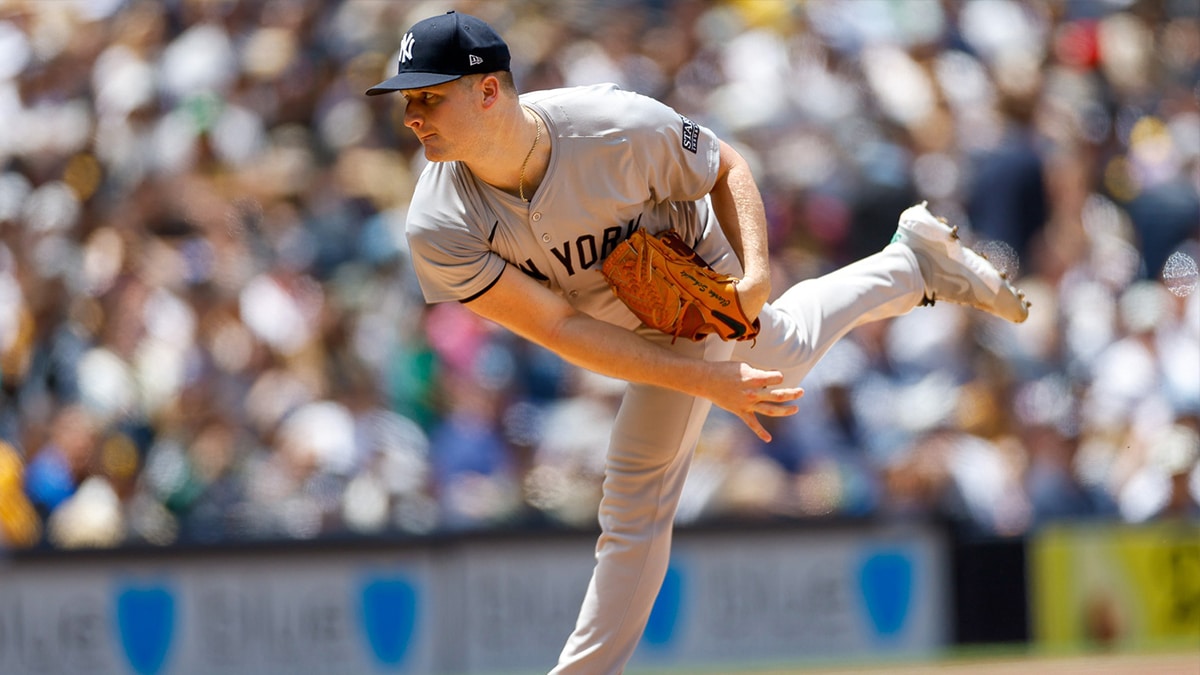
[541,233,551,243]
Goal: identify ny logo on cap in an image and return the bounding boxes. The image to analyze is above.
[399,32,415,63]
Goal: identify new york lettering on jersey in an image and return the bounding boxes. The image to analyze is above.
[546,217,642,277]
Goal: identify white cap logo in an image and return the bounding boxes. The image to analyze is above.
[468,54,483,66]
[399,32,415,63]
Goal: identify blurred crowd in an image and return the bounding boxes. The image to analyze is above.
[0,0,1197,551]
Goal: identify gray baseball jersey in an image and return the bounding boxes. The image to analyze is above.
[406,83,740,324]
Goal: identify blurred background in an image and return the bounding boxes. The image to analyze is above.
[0,0,1196,674]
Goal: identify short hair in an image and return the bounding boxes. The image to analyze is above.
[461,71,517,95]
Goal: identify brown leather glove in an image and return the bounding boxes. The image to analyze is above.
[601,229,760,343]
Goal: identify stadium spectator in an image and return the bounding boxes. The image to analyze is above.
[0,0,1195,550]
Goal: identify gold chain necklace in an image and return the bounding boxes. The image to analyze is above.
[518,110,541,203]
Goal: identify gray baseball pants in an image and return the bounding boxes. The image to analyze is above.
[551,243,925,673]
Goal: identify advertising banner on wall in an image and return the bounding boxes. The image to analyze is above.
[628,527,947,671]
[444,525,948,674]
[1030,521,1200,651]
[0,551,438,675]
[0,523,948,675]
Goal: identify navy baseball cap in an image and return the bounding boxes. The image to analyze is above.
[366,11,510,96]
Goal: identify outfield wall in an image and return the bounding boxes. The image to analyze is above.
[0,522,947,675]
[5,520,1195,675]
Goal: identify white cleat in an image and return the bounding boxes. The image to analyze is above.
[891,201,1030,323]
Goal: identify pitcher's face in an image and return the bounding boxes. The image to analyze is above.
[401,77,485,163]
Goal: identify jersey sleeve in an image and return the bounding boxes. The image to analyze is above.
[405,165,508,304]
[620,89,722,204]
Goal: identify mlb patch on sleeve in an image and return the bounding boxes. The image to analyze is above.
[680,115,699,154]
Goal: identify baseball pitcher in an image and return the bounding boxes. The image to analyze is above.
[367,11,1029,674]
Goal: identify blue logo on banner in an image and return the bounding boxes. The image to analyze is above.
[360,577,418,667]
[858,550,913,638]
[115,584,175,675]
[643,565,683,646]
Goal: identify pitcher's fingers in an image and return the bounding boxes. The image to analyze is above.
[761,387,804,403]
[743,366,785,387]
[755,402,800,417]
[741,414,772,443]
